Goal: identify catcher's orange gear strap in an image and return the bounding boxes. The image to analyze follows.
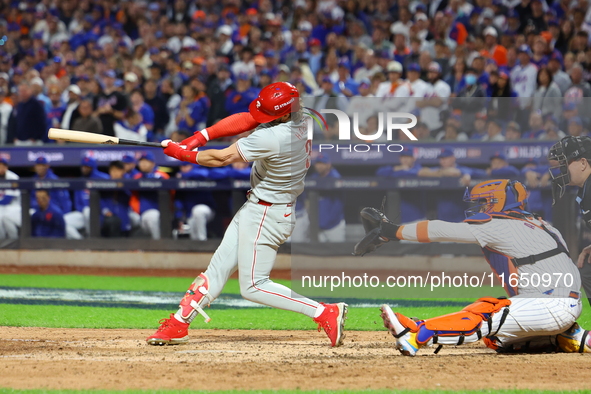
[394,297,511,348]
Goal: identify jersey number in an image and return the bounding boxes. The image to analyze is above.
[305,139,312,169]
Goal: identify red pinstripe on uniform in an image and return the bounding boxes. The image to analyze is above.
[250,205,317,310]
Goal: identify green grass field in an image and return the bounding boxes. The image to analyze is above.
[1,273,590,329]
[2,273,591,394]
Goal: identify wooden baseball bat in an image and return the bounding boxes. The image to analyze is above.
[48,128,164,147]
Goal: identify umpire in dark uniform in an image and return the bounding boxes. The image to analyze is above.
[548,136,591,306]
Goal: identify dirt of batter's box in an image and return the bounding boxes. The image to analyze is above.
[1,327,590,391]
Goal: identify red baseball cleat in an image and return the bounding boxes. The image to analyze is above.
[314,302,348,347]
[146,314,189,346]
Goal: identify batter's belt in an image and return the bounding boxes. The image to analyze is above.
[246,190,293,207]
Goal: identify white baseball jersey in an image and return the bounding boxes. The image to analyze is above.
[0,170,20,207]
[236,117,310,204]
[510,63,538,108]
[393,79,431,113]
[375,81,402,98]
[421,79,451,131]
[398,216,580,296]
[466,217,581,297]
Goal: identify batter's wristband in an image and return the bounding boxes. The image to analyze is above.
[178,149,199,164]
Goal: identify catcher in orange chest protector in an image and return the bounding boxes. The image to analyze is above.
[146,82,348,347]
[354,179,589,355]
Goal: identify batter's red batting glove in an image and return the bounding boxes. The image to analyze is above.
[162,140,199,163]
[180,130,208,151]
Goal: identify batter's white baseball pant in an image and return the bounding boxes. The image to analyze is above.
[188,204,214,241]
[200,199,320,317]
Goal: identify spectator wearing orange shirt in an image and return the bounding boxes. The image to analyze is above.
[481,26,507,67]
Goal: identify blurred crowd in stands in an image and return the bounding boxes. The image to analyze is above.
[0,0,587,240]
[0,0,589,144]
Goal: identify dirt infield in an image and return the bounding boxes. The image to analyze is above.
[1,327,591,391]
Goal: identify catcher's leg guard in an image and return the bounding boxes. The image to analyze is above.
[557,323,591,353]
[416,297,511,347]
[384,297,511,354]
[178,273,215,323]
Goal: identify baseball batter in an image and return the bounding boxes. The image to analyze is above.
[354,179,588,355]
[146,82,347,347]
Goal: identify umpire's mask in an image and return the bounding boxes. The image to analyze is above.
[547,136,591,205]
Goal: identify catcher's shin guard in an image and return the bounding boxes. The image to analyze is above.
[557,323,591,353]
[384,297,511,354]
[178,273,214,323]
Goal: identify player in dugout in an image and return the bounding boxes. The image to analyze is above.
[354,179,589,355]
[146,82,348,347]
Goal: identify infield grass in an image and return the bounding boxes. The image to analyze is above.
[1,274,590,330]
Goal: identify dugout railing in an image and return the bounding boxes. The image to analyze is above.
[0,177,579,258]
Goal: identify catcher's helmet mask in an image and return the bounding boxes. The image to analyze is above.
[547,136,591,204]
[463,179,528,218]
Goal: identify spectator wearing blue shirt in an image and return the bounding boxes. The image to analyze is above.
[332,59,360,97]
[418,148,473,222]
[310,154,346,242]
[122,154,140,178]
[471,153,521,179]
[177,85,209,133]
[308,39,324,76]
[376,147,425,223]
[175,162,216,241]
[31,190,66,238]
[64,156,109,239]
[100,161,131,237]
[46,85,65,131]
[521,158,553,221]
[225,73,260,116]
[225,162,252,180]
[131,90,155,134]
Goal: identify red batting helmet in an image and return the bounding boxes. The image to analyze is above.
[249,82,300,123]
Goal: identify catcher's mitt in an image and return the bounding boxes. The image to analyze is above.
[353,207,400,256]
